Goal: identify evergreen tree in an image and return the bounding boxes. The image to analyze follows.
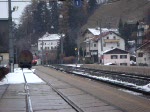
[63,33,76,56]
[88,0,97,14]
[47,1,59,33]
[118,18,123,35]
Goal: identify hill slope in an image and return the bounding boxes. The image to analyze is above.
[82,0,150,30]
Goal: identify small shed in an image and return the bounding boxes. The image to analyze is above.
[103,48,130,66]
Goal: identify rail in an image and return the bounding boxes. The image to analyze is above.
[22,69,33,112]
[48,65,150,95]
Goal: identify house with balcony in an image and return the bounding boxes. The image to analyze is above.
[96,31,125,63]
[83,28,118,63]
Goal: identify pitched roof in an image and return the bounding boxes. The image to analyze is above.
[103,48,129,54]
[95,31,122,41]
[38,32,61,41]
[87,27,118,36]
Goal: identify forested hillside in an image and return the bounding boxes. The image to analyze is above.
[82,0,150,30]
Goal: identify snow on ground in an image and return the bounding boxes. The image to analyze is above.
[0,68,44,85]
[72,71,150,92]
[62,64,83,67]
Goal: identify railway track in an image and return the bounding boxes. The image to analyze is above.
[47,65,150,95]
[22,68,33,112]
[22,68,84,112]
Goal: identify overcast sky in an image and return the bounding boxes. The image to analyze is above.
[0,0,31,23]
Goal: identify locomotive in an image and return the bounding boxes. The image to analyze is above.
[18,50,33,69]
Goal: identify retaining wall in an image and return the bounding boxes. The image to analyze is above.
[81,64,150,76]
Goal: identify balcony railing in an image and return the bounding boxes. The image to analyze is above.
[104,39,119,43]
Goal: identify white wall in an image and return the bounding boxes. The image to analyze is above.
[38,40,59,51]
[136,50,150,66]
[98,33,125,57]
[104,53,130,66]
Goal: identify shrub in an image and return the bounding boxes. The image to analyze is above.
[0,67,9,81]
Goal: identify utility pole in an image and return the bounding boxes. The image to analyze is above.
[8,0,14,72]
[98,19,103,64]
[41,38,44,65]
[60,34,63,64]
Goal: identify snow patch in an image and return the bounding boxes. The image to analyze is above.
[0,68,44,85]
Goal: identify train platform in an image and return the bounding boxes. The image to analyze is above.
[0,67,124,112]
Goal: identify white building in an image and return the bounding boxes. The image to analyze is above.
[97,31,125,63]
[38,32,61,51]
[83,28,125,63]
[136,41,150,66]
[137,22,149,47]
[103,48,130,66]
[96,0,108,4]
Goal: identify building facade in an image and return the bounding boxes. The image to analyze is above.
[38,33,61,64]
[0,52,9,65]
[97,31,125,63]
[136,21,149,47]
[136,41,150,66]
[38,33,61,51]
[103,48,130,66]
[83,28,119,63]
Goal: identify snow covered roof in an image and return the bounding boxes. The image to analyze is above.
[87,27,118,36]
[103,48,129,54]
[94,31,122,41]
[38,32,61,41]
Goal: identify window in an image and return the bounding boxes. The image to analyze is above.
[111,55,118,59]
[120,63,127,66]
[120,55,127,59]
[0,56,3,61]
[117,43,120,47]
[90,43,92,47]
[103,43,106,47]
[45,43,46,45]
[86,52,90,55]
[113,36,116,39]
[94,44,96,47]
[107,37,109,39]
[138,53,143,57]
